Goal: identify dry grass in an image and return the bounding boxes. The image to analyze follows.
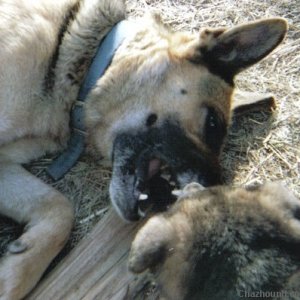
[0,0,299,267]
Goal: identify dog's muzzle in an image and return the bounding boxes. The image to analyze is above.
[109,119,222,221]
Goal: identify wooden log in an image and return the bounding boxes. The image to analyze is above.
[26,210,154,300]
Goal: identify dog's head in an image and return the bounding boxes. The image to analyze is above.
[85,15,287,221]
[129,182,300,299]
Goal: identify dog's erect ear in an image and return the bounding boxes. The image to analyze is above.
[188,18,287,79]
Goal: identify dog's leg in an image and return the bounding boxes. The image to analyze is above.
[0,163,74,300]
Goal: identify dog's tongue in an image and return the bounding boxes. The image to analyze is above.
[147,158,162,179]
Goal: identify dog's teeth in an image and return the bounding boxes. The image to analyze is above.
[172,189,182,197]
[139,193,148,201]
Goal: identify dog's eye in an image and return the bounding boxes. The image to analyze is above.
[146,113,158,127]
[205,107,220,131]
[204,107,226,154]
[207,111,218,129]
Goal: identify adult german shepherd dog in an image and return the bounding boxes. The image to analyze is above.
[0,0,287,298]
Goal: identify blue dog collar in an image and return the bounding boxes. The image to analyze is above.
[47,20,134,180]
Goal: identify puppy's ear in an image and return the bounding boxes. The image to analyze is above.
[129,217,174,273]
[188,18,287,79]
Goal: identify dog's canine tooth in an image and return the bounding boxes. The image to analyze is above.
[139,193,148,201]
[172,189,183,197]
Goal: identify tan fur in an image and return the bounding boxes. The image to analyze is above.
[129,183,300,300]
[0,1,125,298]
[0,0,287,298]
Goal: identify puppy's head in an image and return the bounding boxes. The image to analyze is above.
[86,15,287,221]
[129,182,300,299]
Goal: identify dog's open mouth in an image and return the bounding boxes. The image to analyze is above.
[134,159,178,217]
[109,119,222,221]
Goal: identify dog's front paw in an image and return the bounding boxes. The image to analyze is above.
[0,255,30,300]
[0,242,45,300]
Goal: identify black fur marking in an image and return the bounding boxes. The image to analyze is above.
[43,1,81,93]
[203,60,235,86]
[250,232,300,262]
[67,73,75,80]
[184,225,300,300]
[180,88,188,95]
[200,44,235,86]
[294,207,300,221]
[185,248,239,300]
[204,107,227,154]
[67,73,79,85]
[188,50,235,86]
[146,113,158,127]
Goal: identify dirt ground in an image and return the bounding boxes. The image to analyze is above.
[0,0,299,277]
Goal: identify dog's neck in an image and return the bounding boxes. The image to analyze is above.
[47,19,134,180]
[48,0,125,101]
[72,20,136,134]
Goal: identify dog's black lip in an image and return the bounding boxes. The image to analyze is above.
[126,210,141,222]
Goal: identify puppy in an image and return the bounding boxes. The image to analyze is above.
[129,182,300,299]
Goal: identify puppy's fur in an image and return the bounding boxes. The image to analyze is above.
[0,0,287,298]
[129,183,300,300]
